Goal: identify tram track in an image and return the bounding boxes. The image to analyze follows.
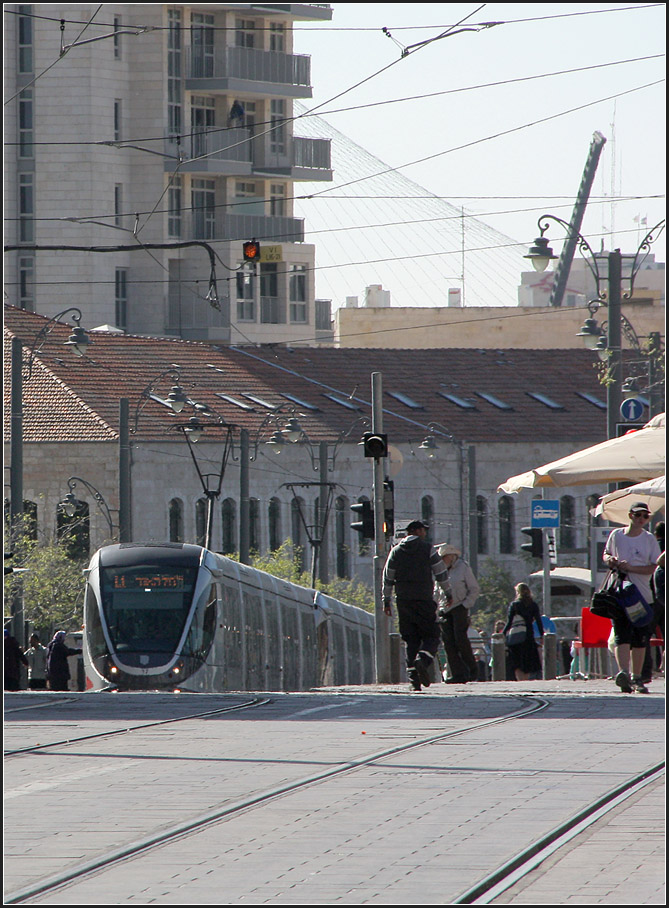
[3,696,272,757]
[5,694,548,904]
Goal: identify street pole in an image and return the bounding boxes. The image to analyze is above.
[239,429,250,564]
[118,398,132,542]
[606,250,622,441]
[10,337,25,648]
[318,440,329,584]
[372,372,390,683]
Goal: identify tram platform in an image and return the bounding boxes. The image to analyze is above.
[4,677,665,905]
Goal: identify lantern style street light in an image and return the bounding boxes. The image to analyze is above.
[59,476,116,539]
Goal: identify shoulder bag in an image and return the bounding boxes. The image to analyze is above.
[505,613,527,646]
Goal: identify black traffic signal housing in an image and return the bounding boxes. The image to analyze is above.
[520,527,543,558]
[243,239,260,262]
[361,432,388,459]
[383,479,394,538]
[351,500,375,540]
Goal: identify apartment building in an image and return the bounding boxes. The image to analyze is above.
[4,3,334,343]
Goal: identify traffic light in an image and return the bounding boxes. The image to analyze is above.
[243,239,260,262]
[361,432,388,459]
[351,500,374,540]
[520,527,543,558]
[383,479,394,538]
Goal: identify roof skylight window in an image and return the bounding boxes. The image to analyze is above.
[280,393,320,411]
[323,393,360,411]
[387,391,423,409]
[475,391,513,410]
[576,392,606,410]
[215,393,255,411]
[241,393,279,410]
[526,392,564,410]
[438,391,477,410]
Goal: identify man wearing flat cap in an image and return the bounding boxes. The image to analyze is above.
[382,520,452,691]
[435,543,480,684]
[603,502,661,694]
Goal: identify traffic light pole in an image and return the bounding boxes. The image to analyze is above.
[372,372,391,683]
[542,528,552,618]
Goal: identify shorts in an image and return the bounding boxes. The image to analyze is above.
[611,615,652,648]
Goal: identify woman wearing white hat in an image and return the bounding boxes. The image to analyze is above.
[436,544,481,683]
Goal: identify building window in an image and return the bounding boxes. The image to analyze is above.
[115,268,128,329]
[191,12,214,78]
[167,9,182,136]
[289,265,307,323]
[335,496,349,579]
[235,18,255,48]
[191,178,215,239]
[191,95,214,158]
[22,499,38,542]
[560,495,576,550]
[168,176,182,238]
[421,496,434,545]
[476,496,488,555]
[18,5,34,74]
[221,499,236,554]
[260,264,279,324]
[291,498,307,571]
[249,498,260,553]
[18,89,33,158]
[19,173,34,243]
[114,184,123,227]
[270,100,286,155]
[195,498,208,547]
[169,498,184,542]
[19,256,35,310]
[236,269,255,321]
[586,494,602,530]
[57,499,90,560]
[269,22,285,53]
[113,15,122,58]
[114,99,122,141]
[498,496,514,554]
[269,498,281,551]
[270,183,286,217]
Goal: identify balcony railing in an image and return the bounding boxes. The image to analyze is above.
[173,210,305,244]
[165,127,252,164]
[165,131,330,177]
[185,45,311,87]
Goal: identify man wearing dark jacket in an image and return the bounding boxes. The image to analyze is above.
[382,520,452,690]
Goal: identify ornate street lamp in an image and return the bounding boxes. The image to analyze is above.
[59,476,115,539]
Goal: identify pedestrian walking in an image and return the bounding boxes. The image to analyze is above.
[45,631,82,692]
[25,633,48,690]
[382,520,452,691]
[503,583,543,681]
[603,502,661,694]
[435,543,480,683]
[4,627,28,691]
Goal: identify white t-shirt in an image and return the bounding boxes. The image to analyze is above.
[603,528,661,604]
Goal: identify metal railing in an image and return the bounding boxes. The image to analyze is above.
[185,45,311,87]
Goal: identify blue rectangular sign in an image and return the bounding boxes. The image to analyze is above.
[531,499,560,528]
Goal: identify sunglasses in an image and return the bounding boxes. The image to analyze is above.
[631,511,651,518]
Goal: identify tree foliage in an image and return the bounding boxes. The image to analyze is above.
[471,559,516,632]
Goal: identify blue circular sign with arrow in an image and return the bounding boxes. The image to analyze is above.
[620,397,645,421]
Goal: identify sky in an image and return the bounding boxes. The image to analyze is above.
[292,3,666,308]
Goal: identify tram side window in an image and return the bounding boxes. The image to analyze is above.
[183,582,217,658]
[85,583,107,659]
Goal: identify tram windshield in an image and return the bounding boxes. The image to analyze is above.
[100,565,199,654]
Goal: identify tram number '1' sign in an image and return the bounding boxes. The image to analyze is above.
[531,500,560,528]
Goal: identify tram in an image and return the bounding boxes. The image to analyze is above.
[83,543,376,692]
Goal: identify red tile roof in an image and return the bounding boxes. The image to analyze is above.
[4,305,608,447]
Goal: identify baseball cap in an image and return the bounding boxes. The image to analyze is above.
[405,519,429,533]
[629,502,651,515]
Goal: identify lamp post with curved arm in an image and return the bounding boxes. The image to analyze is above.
[525,216,665,439]
[59,476,116,541]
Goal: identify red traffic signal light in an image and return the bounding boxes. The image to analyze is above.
[243,239,260,262]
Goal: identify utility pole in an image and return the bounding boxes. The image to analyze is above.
[118,398,132,542]
[10,337,25,648]
[372,372,391,683]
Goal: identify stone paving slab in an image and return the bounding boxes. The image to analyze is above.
[3,679,665,904]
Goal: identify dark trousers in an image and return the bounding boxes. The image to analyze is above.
[440,604,478,682]
[396,599,440,677]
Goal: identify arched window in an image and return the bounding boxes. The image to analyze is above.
[195,498,208,547]
[23,499,38,542]
[476,495,488,555]
[56,499,90,560]
[269,497,281,551]
[335,495,349,579]
[249,498,260,553]
[421,496,434,544]
[586,494,602,529]
[291,497,307,571]
[169,498,184,543]
[221,498,236,554]
[560,495,576,550]
[498,496,514,554]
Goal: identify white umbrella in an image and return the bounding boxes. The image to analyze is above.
[498,413,665,493]
[592,475,665,526]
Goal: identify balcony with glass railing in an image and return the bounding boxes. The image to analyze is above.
[185,44,312,95]
[172,209,305,244]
